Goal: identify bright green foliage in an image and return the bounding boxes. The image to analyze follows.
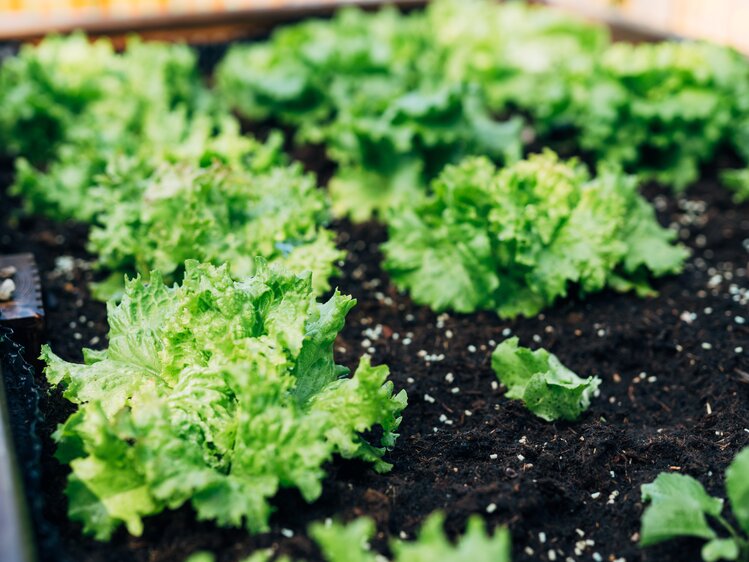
[428,0,608,129]
[383,151,687,318]
[43,261,406,540]
[325,83,522,222]
[566,41,749,189]
[218,2,749,195]
[87,158,343,300]
[1,33,217,221]
[726,448,749,537]
[1,33,343,299]
[188,512,511,562]
[491,337,599,421]
[721,168,749,203]
[0,33,199,161]
[216,4,522,221]
[312,513,511,562]
[640,447,749,561]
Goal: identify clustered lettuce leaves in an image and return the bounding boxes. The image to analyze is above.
[216,3,523,221]
[1,33,214,221]
[0,34,344,299]
[640,446,749,561]
[383,151,688,318]
[491,337,599,421]
[563,41,749,189]
[187,512,511,562]
[428,0,608,130]
[217,0,749,197]
[43,261,407,540]
[88,155,343,301]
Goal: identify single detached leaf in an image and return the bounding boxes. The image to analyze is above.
[640,472,723,546]
[491,337,600,421]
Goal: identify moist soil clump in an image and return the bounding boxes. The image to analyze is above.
[1,144,748,562]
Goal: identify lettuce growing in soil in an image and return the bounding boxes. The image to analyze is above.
[216,5,522,222]
[0,33,218,221]
[42,261,407,540]
[188,512,511,562]
[492,337,600,421]
[383,151,688,318]
[428,0,608,131]
[88,155,343,300]
[565,41,749,189]
[640,446,749,561]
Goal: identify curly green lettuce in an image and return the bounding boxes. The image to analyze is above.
[383,151,688,318]
[43,261,407,540]
[216,5,522,221]
[492,337,599,421]
[1,33,217,221]
[565,41,749,189]
[428,0,608,130]
[87,150,342,300]
[187,512,511,562]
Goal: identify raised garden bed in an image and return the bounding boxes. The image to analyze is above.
[2,136,748,562]
[2,5,749,561]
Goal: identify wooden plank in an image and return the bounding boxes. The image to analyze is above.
[0,0,426,42]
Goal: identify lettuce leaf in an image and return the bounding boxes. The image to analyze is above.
[1,33,216,221]
[43,261,406,540]
[491,337,600,421]
[383,151,687,318]
[640,447,749,561]
[217,5,522,222]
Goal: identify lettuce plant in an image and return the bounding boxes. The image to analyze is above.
[88,155,343,300]
[640,447,749,561]
[187,512,511,562]
[566,41,749,189]
[216,5,521,222]
[492,337,599,421]
[1,33,215,221]
[383,151,687,318]
[428,0,608,131]
[43,261,407,540]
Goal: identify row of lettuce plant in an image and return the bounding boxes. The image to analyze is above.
[217,0,749,218]
[0,33,343,301]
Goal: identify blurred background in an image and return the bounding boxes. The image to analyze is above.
[0,0,745,53]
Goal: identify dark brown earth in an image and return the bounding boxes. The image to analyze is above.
[2,133,749,562]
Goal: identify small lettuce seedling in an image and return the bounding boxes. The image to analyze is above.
[187,512,511,562]
[43,260,406,540]
[491,337,600,421]
[640,447,749,561]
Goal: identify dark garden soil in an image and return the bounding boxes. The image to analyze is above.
[2,135,749,562]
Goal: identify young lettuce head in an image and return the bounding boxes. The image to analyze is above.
[43,261,407,540]
[383,151,688,318]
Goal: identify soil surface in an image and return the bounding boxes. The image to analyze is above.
[2,129,749,562]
